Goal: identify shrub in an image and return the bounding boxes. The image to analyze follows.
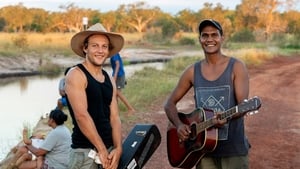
[12,33,28,49]
[230,29,255,42]
[38,61,61,74]
[178,37,195,45]
[273,33,300,49]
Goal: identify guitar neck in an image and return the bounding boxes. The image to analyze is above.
[221,106,238,120]
[196,106,238,133]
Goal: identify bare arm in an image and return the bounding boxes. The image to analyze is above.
[164,65,194,141]
[113,60,120,81]
[22,128,48,156]
[25,144,48,156]
[232,59,250,118]
[107,76,122,169]
[65,67,108,155]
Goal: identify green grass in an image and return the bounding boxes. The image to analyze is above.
[1,32,297,126]
[121,56,201,113]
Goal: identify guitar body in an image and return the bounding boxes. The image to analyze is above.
[167,97,262,168]
[167,108,218,168]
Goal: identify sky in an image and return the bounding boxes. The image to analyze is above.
[0,0,243,15]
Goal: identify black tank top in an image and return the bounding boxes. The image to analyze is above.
[67,64,113,149]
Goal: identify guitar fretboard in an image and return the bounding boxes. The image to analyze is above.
[196,106,237,133]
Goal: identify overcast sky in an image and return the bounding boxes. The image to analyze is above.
[0,0,243,14]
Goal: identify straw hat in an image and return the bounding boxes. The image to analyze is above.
[71,23,124,58]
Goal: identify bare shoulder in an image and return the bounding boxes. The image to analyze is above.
[231,57,249,79]
[232,57,248,70]
[177,62,198,87]
[181,63,196,78]
[65,66,86,87]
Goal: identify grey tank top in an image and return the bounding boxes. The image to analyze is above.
[194,57,250,157]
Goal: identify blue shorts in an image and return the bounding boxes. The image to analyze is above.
[60,97,67,106]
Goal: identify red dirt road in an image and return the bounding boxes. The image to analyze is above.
[122,55,300,169]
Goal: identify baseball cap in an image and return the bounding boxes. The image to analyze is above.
[198,19,223,36]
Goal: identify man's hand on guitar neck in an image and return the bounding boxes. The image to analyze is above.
[213,112,228,128]
[177,123,191,142]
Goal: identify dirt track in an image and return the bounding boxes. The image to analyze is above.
[123,55,300,169]
[1,54,299,169]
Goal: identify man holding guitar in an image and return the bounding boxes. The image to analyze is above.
[164,19,252,169]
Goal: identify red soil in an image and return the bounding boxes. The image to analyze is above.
[122,55,300,169]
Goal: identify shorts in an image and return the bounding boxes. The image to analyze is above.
[116,76,126,89]
[196,155,249,169]
[68,147,114,169]
[60,97,67,106]
[68,148,98,169]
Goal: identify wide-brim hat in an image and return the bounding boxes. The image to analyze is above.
[71,23,124,58]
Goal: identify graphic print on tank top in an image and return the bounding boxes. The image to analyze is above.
[194,58,237,141]
[195,85,230,140]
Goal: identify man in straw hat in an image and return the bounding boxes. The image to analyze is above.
[65,23,123,169]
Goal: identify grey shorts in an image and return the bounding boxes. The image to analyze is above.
[68,147,114,169]
[116,75,126,89]
[68,148,98,169]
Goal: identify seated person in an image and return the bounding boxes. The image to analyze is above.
[12,132,44,169]
[18,109,71,169]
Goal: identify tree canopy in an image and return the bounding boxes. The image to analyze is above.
[0,1,299,41]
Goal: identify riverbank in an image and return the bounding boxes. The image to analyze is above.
[0,48,203,78]
[1,50,300,168]
[0,48,202,168]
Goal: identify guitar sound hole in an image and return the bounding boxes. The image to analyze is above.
[189,123,196,140]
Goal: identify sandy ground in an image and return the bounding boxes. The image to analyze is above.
[1,53,299,169]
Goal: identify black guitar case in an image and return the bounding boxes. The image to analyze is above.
[118,124,161,169]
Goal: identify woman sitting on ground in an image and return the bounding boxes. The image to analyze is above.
[12,132,45,168]
[18,109,71,169]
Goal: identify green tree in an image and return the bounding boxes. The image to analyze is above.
[197,3,234,37]
[28,8,49,32]
[283,10,300,34]
[120,1,161,33]
[236,0,290,40]
[0,17,6,31]
[59,3,95,32]
[100,11,117,32]
[176,9,199,33]
[0,3,32,32]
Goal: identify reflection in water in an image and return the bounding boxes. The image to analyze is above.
[20,77,28,93]
[0,75,63,161]
[0,62,164,161]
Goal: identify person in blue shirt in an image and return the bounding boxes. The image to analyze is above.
[56,67,72,110]
[110,53,136,116]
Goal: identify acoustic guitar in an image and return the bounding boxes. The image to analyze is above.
[167,96,261,168]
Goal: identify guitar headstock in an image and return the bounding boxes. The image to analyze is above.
[238,96,262,114]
